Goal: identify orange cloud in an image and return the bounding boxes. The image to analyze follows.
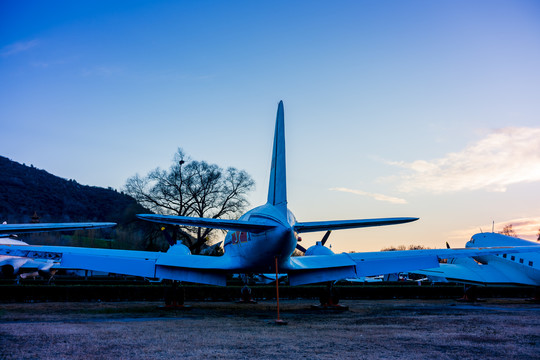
[389,127,540,193]
[448,217,540,242]
[330,187,407,204]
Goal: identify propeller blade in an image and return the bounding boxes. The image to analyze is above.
[321,230,332,246]
[296,244,307,253]
[161,227,175,247]
[446,242,450,249]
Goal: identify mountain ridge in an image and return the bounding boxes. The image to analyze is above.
[0,156,164,250]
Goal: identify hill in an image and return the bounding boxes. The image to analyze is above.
[0,156,146,223]
[0,156,161,250]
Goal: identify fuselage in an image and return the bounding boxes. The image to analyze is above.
[222,203,298,272]
[466,233,540,285]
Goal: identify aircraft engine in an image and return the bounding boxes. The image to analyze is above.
[0,257,57,279]
[166,242,191,255]
[0,264,16,278]
[296,231,335,256]
[305,241,335,256]
[0,256,29,278]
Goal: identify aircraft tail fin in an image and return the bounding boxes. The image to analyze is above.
[267,100,287,214]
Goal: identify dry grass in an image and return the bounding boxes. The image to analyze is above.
[1,299,539,359]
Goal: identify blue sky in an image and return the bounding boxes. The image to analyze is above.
[2,1,540,251]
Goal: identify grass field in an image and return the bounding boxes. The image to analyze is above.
[1,299,539,359]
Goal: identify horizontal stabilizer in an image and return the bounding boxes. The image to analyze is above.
[294,217,418,233]
[284,253,357,286]
[137,214,277,233]
[0,222,116,235]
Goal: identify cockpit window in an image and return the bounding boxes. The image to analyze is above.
[469,237,474,244]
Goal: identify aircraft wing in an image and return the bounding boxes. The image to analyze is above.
[293,217,418,233]
[0,222,116,235]
[283,246,540,285]
[0,244,239,286]
[137,214,277,233]
[2,243,538,286]
[414,261,538,286]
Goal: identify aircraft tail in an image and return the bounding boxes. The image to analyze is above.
[267,101,287,214]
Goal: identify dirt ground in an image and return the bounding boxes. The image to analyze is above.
[1,299,539,360]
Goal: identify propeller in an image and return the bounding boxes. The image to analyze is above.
[296,244,307,253]
[161,227,176,247]
[296,231,332,255]
[321,230,332,246]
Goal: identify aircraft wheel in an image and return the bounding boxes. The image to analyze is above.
[319,282,340,306]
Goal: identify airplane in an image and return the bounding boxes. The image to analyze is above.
[0,222,116,279]
[1,101,539,304]
[414,232,540,288]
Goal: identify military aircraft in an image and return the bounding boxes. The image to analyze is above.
[1,102,539,291]
[415,232,540,286]
[0,222,116,278]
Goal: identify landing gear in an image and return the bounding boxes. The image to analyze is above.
[457,285,480,302]
[320,282,340,306]
[312,282,348,311]
[46,273,56,285]
[43,269,57,285]
[163,280,187,308]
[526,287,540,303]
[237,283,257,303]
[236,274,257,303]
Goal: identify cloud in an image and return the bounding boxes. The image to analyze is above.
[31,56,78,68]
[448,217,540,242]
[330,187,407,204]
[389,127,540,193]
[1,40,39,57]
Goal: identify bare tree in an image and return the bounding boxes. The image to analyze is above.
[499,224,518,237]
[125,149,254,254]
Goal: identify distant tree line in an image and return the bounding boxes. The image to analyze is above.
[499,223,540,242]
[380,245,431,251]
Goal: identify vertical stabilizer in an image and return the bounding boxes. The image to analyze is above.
[267,101,287,213]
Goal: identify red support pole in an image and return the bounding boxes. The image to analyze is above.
[274,256,287,325]
[275,256,280,319]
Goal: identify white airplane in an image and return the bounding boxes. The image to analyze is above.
[0,222,116,278]
[415,233,540,286]
[1,102,539,292]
